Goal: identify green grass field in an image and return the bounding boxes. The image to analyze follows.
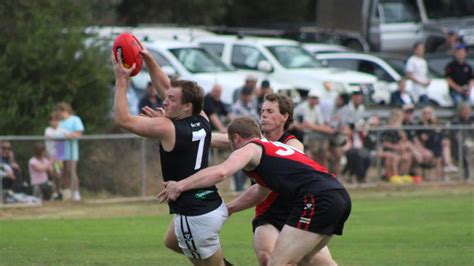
[1,185,473,265]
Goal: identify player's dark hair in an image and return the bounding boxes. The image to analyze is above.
[264,93,294,130]
[228,117,261,139]
[171,79,204,115]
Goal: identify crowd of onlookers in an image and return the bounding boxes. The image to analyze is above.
[1,102,84,203]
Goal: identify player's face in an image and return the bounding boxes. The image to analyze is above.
[163,87,187,119]
[260,101,286,134]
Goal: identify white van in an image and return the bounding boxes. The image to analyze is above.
[195,35,378,102]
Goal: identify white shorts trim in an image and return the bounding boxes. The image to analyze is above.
[174,202,228,260]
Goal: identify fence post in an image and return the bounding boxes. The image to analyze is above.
[0,145,3,205]
[375,130,382,181]
[458,129,464,181]
[140,138,146,197]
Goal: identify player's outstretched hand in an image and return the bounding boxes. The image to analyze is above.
[140,106,165,118]
[111,51,135,81]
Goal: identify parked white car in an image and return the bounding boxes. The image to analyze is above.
[316,52,454,107]
[302,43,350,55]
[194,36,378,100]
[132,40,290,105]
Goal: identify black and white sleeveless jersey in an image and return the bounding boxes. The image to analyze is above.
[244,139,344,201]
[160,114,222,216]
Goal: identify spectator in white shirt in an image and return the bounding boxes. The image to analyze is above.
[406,42,430,106]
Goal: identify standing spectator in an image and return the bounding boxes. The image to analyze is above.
[257,80,273,111]
[347,90,366,127]
[204,84,232,133]
[391,78,415,107]
[54,102,84,201]
[231,87,259,194]
[406,42,430,106]
[233,74,258,103]
[44,112,68,200]
[28,143,54,200]
[445,44,473,106]
[294,89,335,169]
[435,31,458,55]
[231,87,259,122]
[138,81,162,113]
[328,93,351,129]
[448,103,473,180]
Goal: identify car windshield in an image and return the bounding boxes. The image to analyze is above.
[266,45,323,68]
[168,47,233,73]
[422,0,474,19]
[384,57,441,78]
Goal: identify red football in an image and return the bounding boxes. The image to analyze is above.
[112,32,143,76]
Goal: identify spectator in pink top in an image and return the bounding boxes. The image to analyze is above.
[28,142,54,200]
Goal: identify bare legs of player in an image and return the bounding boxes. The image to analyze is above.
[254,224,336,266]
[268,225,333,266]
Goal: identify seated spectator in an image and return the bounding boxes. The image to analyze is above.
[28,142,55,200]
[447,103,473,180]
[401,104,432,174]
[204,84,232,133]
[436,31,459,55]
[342,124,371,183]
[445,44,473,106]
[361,115,400,180]
[406,42,430,106]
[416,107,445,180]
[1,141,24,192]
[294,89,335,170]
[391,78,415,107]
[381,110,413,178]
[138,81,163,113]
[1,161,15,194]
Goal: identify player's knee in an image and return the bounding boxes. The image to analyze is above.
[256,250,271,266]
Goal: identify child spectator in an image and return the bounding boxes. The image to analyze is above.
[28,142,54,200]
[44,112,68,200]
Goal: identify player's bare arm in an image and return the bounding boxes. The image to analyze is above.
[227,184,271,215]
[158,143,262,202]
[211,132,230,149]
[140,48,171,100]
[112,53,175,146]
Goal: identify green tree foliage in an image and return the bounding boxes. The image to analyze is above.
[0,0,112,135]
[115,0,316,26]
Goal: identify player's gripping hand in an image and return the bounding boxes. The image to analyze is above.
[157,181,182,203]
[111,51,136,81]
[140,106,165,118]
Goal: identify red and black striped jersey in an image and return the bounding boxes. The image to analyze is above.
[255,131,296,216]
[244,138,343,201]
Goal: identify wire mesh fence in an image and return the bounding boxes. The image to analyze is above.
[1,124,473,204]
